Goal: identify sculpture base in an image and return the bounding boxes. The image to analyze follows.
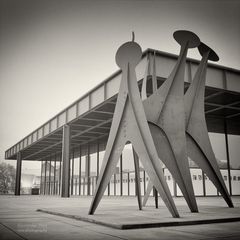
[37,197,240,230]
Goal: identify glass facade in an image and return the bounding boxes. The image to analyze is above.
[39,127,240,197]
[229,134,240,195]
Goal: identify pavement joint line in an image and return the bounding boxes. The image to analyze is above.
[0,216,51,220]
[36,209,240,230]
[0,222,28,240]
[164,226,222,238]
[169,226,240,238]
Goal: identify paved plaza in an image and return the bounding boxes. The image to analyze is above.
[0,195,240,240]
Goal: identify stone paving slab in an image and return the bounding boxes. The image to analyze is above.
[1,196,240,240]
[37,203,240,230]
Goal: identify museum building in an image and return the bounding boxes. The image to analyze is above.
[5,48,240,198]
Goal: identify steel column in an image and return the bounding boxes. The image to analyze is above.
[127,172,130,196]
[224,120,232,196]
[108,182,110,196]
[59,157,62,195]
[86,146,91,196]
[202,170,206,196]
[49,157,51,195]
[15,152,22,195]
[120,154,123,196]
[83,178,86,195]
[75,178,77,195]
[53,154,56,195]
[71,150,74,195]
[61,124,71,198]
[97,142,100,180]
[143,171,146,195]
[44,160,47,195]
[79,146,82,195]
[40,161,43,194]
[114,173,116,195]
[154,187,158,208]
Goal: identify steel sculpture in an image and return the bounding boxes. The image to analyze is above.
[141,51,160,208]
[184,42,234,208]
[88,33,179,218]
[129,52,156,210]
[131,52,158,210]
[142,31,200,212]
[142,40,234,210]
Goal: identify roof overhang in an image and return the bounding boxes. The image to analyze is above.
[5,49,240,161]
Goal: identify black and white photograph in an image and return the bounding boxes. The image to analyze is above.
[0,0,240,239]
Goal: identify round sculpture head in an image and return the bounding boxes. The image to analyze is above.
[173,30,200,48]
[198,42,219,62]
[115,35,142,69]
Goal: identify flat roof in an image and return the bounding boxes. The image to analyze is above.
[5,49,240,161]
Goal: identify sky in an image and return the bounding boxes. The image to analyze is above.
[0,0,239,173]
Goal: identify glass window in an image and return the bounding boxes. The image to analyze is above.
[205,132,228,195]
[228,134,240,195]
[110,175,114,195]
[49,159,54,195]
[73,154,79,195]
[45,159,51,195]
[115,161,120,196]
[129,172,135,196]
[55,160,60,195]
[81,155,86,196]
[228,134,240,169]
[209,133,227,169]
[90,151,97,178]
[40,162,45,194]
[221,169,230,192]
[164,169,174,196]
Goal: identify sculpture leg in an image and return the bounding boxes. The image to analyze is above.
[89,125,126,215]
[186,133,234,207]
[142,34,200,213]
[149,123,198,212]
[133,148,142,210]
[184,43,233,208]
[143,181,153,207]
[154,187,158,208]
[129,127,179,217]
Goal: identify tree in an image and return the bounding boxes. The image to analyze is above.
[0,163,16,194]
